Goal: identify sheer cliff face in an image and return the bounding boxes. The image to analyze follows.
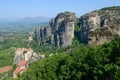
[35,26,51,45]
[35,12,76,47]
[79,6,120,45]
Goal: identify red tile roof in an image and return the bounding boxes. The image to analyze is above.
[0,66,12,74]
[14,67,27,74]
[18,60,27,66]
[13,67,21,74]
[14,60,27,74]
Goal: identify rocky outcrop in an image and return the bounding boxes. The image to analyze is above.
[0,37,4,42]
[79,6,120,45]
[35,26,51,45]
[35,12,76,47]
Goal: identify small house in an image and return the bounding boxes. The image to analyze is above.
[13,60,28,78]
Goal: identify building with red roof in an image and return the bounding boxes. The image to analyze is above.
[13,60,28,78]
[14,48,33,65]
[13,48,34,78]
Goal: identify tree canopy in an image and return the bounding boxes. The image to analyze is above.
[19,37,120,80]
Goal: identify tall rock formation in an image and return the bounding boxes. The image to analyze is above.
[35,12,76,47]
[79,6,120,45]
[35,26,51,45]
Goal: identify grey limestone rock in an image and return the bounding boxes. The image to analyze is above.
[79,6,120,46]
[35,11,76,47]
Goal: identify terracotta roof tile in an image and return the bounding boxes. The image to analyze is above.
[0,66,12,73]
[14,67,27,74]
[14,67,21,74]
[18,60,27,66]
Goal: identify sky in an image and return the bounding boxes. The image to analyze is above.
[0,0,120,20]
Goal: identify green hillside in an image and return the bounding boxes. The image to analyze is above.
[19,36,120,80]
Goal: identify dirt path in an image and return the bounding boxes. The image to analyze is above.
[0,66,12,74]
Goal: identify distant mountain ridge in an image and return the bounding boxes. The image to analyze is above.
[21,16,51,23]
[0,16,51,24]
[0,16,50,32]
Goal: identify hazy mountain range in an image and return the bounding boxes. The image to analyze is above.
[0,16,51,24]
[20,16,51,23]
[0,16,50,32]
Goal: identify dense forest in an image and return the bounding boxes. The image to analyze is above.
[18,36,120,80]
